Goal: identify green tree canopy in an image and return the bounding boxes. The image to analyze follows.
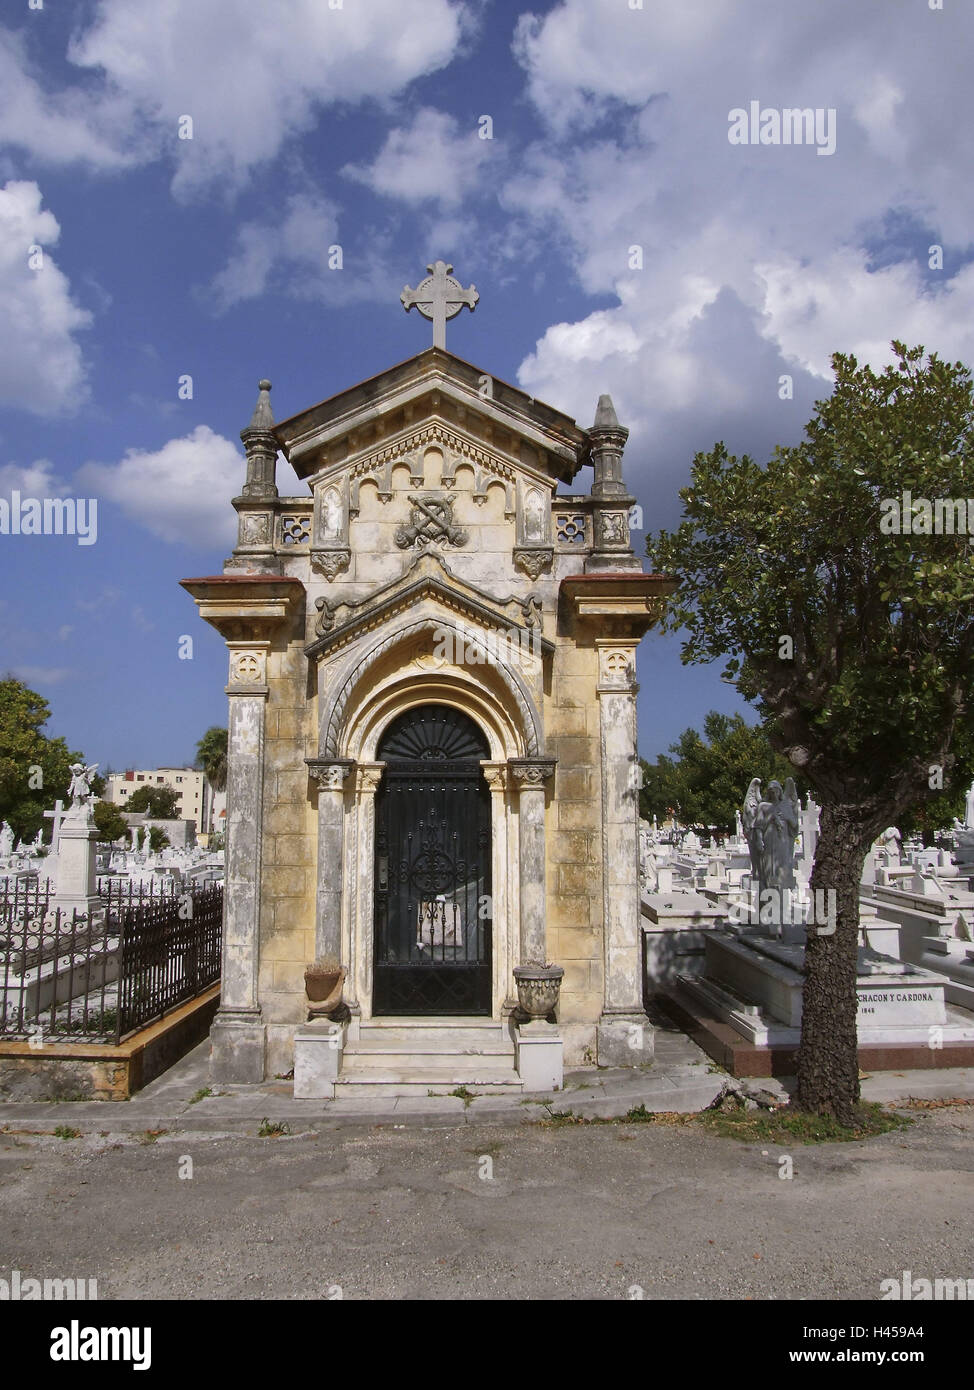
[648,342,974,1123]
[125,785,182,818]
[0,678,88,841]
[93,799,130,845]
[640,712,806,831]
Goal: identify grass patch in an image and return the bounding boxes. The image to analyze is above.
[533,1099,911,1142]
[450,1086,476,1108]
[698,1100,912,1144]
[188,1087,213,1105]
[257,1117,291,1138]
[138,1129,167,1145]
[53,1125,81,1140]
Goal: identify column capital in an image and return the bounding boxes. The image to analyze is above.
[481,761,510,793]
[226,639,270,695]
[305,758,354,790]
[354,762,385,795]
[509,757,557,788]
[595,637,638,692]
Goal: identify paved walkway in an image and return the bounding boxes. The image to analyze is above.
[3,1023,974,1135]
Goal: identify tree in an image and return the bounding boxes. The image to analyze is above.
[648,342,974,1124]
[196,726,227,791]
[147,826,170,852]
[0,678,88,841]
[196,725,227,835]
[640,712,805,830]
[93,799,129,845]
[125,785,182,818]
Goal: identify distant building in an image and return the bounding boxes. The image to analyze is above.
[107,767,226,836]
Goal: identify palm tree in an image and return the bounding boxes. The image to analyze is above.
[195,726,227,837]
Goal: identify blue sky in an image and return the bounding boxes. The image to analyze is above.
[1,0,972,775]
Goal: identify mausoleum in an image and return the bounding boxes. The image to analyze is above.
[182,263,672,1092]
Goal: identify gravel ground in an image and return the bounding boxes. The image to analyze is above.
[2,1103,973,1301]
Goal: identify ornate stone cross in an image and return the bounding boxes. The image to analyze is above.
[401,260,478,349]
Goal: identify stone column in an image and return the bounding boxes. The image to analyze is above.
[595,639,654,1065]
[351,763,384,1020]
[510,758,556,966]
[306,759,353,964]
[482,762,511,1012]
[210,642,271,1084]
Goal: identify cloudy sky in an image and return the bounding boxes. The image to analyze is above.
[1,0,971,774]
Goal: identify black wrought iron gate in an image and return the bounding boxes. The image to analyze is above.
[373,705,492,1015]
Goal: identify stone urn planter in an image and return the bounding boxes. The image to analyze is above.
[304,959,346,1015]
[513,962,564,1020]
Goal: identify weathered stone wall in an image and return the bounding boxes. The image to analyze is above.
[544,632,603,1063]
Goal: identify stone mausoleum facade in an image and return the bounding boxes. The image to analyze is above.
[183,292,672,1091]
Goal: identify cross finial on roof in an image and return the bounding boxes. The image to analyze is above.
[401,260,478,349]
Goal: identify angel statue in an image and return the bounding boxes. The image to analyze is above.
[741,777,763,883]
[66,762,99,819]
[741,777,801,903]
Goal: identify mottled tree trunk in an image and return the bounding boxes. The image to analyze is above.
[795,802,871,1124]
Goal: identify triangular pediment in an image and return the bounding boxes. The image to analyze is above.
[274,347,589,488]
[305,549,553,660]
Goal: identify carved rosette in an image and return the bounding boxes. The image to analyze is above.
[513,547,553,580]
[306,759,353,791]
[311,547,351,581]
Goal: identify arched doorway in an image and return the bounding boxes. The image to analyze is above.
[373,704,492,1015]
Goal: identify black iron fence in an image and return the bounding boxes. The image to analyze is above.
[0,878,222,1044]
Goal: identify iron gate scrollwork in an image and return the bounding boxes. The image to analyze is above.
[373,705,491,1015]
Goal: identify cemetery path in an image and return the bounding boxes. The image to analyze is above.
[1,1101,972,1300]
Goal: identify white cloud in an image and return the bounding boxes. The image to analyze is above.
[0,29,141,171]
[210,192,356,312]
[344,107,495,208]
[0,182,90,415]
[505,0,974,484]
[0,1,471,194]
[0,458,72,497]
[79,426,245,548]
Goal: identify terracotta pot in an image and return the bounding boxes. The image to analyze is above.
[304,965,345,1011]
[513,963,564,1019]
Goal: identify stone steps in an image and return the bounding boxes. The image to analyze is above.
[336,1020,522,1095]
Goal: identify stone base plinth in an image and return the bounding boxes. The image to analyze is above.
[293,1020,346,1098]
[514,1021,564,1091]
[210,1007,266,1084]
[680,929,971,1049]
[596,1013,655,1067]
